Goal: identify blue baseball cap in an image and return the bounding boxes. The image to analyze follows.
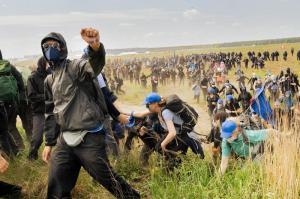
[226,95,234,101]
[217,99,223,104]
[221,120,237,138]
[143,92,161,105]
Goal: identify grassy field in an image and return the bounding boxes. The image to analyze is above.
[1,42,300,198]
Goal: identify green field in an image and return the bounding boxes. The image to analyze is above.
[1,42,300,199]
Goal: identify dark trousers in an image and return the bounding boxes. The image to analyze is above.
[18,101,32,141]
[28,114,45,159]
[157,133,205,159]
[6,103,24,150]
[0,181,22,198]
[103,118,119,157]
[138,132,160,166]
[124,130,136,151]
[0,102,19,156]
[47,133,140,199]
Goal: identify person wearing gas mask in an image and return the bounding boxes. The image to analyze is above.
[41,28,140,199]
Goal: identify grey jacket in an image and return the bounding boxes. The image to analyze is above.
[42,32,107,146]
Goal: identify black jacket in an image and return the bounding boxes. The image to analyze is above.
[27,58,49,114]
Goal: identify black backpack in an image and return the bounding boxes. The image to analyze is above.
[162,94,198,134]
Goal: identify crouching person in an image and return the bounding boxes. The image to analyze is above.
[219,119,273,175]
[41,28,140,199]
[137,93,204,168]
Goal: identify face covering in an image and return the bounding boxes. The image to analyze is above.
[45,47,61,62]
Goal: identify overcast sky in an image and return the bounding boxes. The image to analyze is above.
[0,0,299,58]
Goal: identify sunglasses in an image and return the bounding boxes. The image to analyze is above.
[42,42,60,50]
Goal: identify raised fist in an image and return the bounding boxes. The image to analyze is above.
[80,27,100,51]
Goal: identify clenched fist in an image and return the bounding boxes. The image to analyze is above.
[80,27,100,51]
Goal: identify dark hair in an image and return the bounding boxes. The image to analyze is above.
[214,112,228,124]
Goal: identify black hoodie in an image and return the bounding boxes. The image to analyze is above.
[27,56,49,114]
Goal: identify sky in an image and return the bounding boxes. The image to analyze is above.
[0,0,299,58]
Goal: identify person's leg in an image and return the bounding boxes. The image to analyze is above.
[139,143,154,167]
[28,114,45,160]
[0,103,15,156]
[18,101,32,141]
[124,130,136,151]
[47,137,81,199]
[5,103,23,152]
[78,133,140,199]
[103,118,119,157]
[178,134,205,159]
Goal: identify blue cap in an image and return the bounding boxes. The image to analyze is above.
[143,92,161,105]
[208,87,216,94]
[217,99,223,104]
[226,95,234,101]
[221,120,237,138]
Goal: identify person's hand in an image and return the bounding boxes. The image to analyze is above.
[42,146,52,164]
[118,114,129,125]
[139,126,148,136]
[161,142,167,152]
[0,155,9,173]
[80,27,100,51]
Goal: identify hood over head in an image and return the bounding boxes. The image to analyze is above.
[41,32,68,65]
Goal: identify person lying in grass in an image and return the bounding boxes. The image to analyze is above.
[219,118,275,175]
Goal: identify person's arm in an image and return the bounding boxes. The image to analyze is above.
[219,86,225,93]
[220,156,229,175]
[78,28,106,79]
[87,43,106,76]
[161,120,177,151]
[232,85,239,94]
[43,77,60,147]
[129,110,151,118]
[219,140,231,175]
[42,76,60,163]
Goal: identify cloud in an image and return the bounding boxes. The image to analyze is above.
[231,22,241,27]
[119,22,135,27]
[144,32,154,38]
[205,21,216,25]
[183,9,199,19]
[0,9,176,27]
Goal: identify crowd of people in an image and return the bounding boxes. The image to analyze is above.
[0,27,300,198]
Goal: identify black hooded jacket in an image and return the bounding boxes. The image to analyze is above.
[27,57,50,114]
[42,32,108,146]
